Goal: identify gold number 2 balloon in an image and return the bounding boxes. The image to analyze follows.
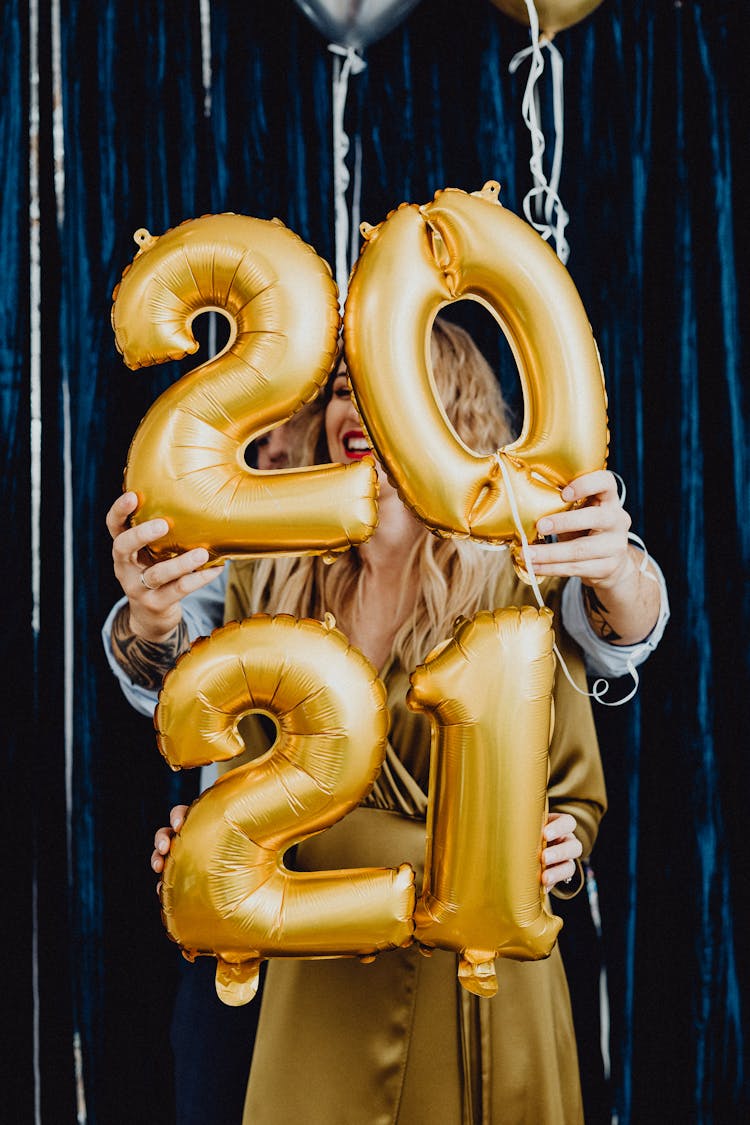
[156,614,416,1005]
[408,606,562,997]
[344,182,608,548]
[111,213,378,565]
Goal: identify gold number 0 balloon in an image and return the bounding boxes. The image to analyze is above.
[156,614,415,1005]
[344,182,609,547]
[408,606,561,997]
[111,214,378,564]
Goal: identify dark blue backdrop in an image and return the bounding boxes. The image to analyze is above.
[2,1,747,1121]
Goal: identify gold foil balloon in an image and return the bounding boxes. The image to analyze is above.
[488,1,604,37]
[294,1,422,49]
[344,182,608,548]
[156,614,415,1005]
[407,606,562,998]
[111,213,378,566]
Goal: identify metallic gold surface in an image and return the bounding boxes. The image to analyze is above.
[407,606,562,997]
[489,0,604,36]
[112,213,377,564]
[344,182,608,547]
[156,614,415,1004]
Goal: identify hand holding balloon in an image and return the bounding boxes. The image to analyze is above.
[541,812,582,891]
[151,805,188,880]
[151,809,583,894]
[530,469,631,583]
[528,469,662,645]
[106,492,223,643]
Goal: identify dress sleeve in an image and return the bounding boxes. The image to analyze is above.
[100,567,228,717]
[560,555,670,678]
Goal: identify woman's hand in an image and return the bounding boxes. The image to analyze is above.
[151,805,189,881]
[541,812,583,891]
[106,492,223,643]
[531,470,631,587]
[529,470,661,645]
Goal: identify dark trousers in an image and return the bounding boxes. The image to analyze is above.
[555,882,610,1125]
[170,957,266,1125]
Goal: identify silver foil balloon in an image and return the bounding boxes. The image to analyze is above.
[294,0,422,49]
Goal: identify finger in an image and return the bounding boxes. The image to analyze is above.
[170,805,188,831]
[169,564,226,597]
[561,470,619,505]
[537,503,629,540]
[129,562,224,617]
[543,812,576,840]
[105,492,140,539]
[529,532,623,570]
[142,548,212,589]
[542,837,583,869]
[543,859,578,889]
[151,850,165,874]
[154,826,173,852]
[135,566,223,612]
[112,518,169,567]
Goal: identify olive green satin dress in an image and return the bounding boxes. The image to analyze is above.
[221,560,606,1125]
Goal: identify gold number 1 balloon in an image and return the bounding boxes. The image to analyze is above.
[156,614,415,1005]
[111,213,378,565]
[407,606,562,997]
[344,182,608,548]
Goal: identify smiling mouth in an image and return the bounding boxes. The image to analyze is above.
[342,431,371,459]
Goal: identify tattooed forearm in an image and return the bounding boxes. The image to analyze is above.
[110,604,190,690]
[581,583,623,643]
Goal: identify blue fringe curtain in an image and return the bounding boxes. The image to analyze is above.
[2,1,747,1121]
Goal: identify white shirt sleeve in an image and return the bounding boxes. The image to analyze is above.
[101,566,228,717]
[560,556,670,679]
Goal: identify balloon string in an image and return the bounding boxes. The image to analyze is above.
[198,0,212,118]
[494,456,664,708]
[350,131,363,272]
[509,1,570,264]
[329,44,366,311]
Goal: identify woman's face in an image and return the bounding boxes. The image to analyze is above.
[255,423,290,470]
[324,368,371,464]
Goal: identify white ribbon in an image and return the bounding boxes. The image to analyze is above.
[509,0,570,264]
[329,44,367,310]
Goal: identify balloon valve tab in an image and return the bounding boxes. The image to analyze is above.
[358,953,377,964]
[132,228,157,253]
[215,956,262,1007]
[472,181,502,204]
[458,955,498,998]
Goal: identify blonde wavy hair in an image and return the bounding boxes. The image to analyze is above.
[238,318,515,670]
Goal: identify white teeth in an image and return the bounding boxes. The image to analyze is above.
[344,436,370,452]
